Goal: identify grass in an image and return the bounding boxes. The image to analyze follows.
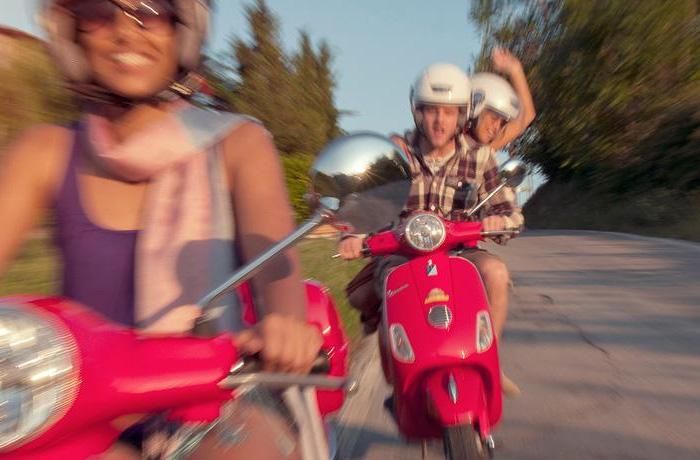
[0,237,59,296]
[297,238,367,341]
[0,236,365,342]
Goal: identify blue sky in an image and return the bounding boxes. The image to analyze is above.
[1,0,482,135]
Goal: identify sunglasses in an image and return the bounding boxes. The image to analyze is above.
[69,0,178,35]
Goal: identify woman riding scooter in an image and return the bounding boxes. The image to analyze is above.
[0,0,321,458]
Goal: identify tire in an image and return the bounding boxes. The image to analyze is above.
[443,425,488,460]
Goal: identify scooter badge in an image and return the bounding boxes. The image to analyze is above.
[426,259,438,277]
[424,288,449,304]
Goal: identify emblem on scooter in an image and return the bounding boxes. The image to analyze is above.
[424,288,449,304]
[426,259,438,277]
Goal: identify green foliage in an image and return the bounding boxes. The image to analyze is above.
[0,39,76,150]
[523,180,700,242]
[281,152,314,221]
[470,0,700,192]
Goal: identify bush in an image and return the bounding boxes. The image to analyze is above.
[281,153,315,221]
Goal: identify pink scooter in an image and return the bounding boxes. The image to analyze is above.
[366,159,528,459]
[0,291,348,460]
[0,132,414,460]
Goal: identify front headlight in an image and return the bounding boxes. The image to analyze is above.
[404,213,446,252]
[0,303,78,450]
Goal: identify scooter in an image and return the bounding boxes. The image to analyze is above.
[0,132,412,460]
[365,159,528,459]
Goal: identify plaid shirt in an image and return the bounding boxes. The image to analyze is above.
[392,131,524,230]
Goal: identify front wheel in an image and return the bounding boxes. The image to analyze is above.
[443,425,489,460]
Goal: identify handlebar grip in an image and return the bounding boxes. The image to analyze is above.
[480,228,521,237]
[233,350,331,375]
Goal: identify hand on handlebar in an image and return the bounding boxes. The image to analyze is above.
[482,215,507,232]
[235,314,323,374]
[337,235,365,260]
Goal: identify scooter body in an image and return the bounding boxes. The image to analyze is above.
[0,281,349,460]
[371,218,503,446]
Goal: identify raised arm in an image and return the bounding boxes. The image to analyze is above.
[489,48,536,151]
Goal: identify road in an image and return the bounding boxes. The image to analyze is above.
[333,230,700,459]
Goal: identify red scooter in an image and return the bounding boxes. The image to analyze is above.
[0,292,348,460]
[366,159,528,459]
[0,132,413,460]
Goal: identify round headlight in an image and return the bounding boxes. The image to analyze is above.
[404,213,446,252]
[0,303,78,450]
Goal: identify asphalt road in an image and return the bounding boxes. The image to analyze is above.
[333,230,700,460]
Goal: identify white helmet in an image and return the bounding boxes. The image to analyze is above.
[471,72,520,121]
[410,63,471,132]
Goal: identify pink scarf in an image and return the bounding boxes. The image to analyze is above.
[83,104,250,333]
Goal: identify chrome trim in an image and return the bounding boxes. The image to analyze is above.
[486,435,496,450]
[427,305,453,329]
[403,212,447,252]
[219,373,354,391]
[0,302,80,451]
[447,373,458,404]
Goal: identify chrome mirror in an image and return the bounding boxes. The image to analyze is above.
[498,159,529,188]
[309,132,412,234]
[467,158,530,217]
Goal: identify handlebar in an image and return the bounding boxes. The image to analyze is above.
[230,350,332,375]
[331,215,521,259]
[220,351,356,392]
[480,229,521,237]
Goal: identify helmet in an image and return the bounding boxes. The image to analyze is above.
[410,63,471,132]
[40,0,210,102]
[470,72,520,121]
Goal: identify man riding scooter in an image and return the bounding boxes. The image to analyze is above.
[339,61,528,396]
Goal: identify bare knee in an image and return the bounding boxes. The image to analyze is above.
[479,257,510,289]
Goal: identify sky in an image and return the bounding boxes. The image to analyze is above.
[0,0,483,135]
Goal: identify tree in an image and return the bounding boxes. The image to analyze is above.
[205,0,343,218]
[470,0,700,191]
[209,0,342,156]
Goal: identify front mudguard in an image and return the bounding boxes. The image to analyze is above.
[424,367,494,437]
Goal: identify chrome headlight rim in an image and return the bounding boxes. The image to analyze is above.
[402,212,447,252]
[0,301,80,451]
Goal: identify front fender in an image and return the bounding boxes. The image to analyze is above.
[424,367,490,432]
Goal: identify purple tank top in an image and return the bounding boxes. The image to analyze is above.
[54,133,138,326]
